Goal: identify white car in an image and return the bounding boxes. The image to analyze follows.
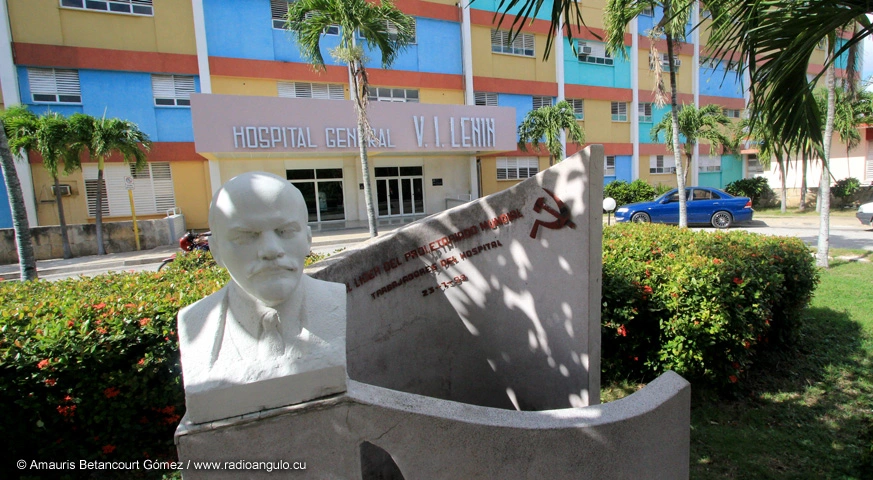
[858,202,873,226]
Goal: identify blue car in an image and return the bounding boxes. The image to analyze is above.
[614,187,753,228]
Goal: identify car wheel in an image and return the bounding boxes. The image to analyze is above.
[631,212,651,223]
[711,211,733,229]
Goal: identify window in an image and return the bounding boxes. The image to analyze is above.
[497,157,538,180]
[152,75,195,107]
[28,68,81,104]
[865,153,873,182]
[491,30,535,57]
[724,108,742,118]
[641,6,654,16]
[649,155,676,174]
[605,156,616,176]
[653,53,681,71]
[474,91,498,106]
[638,103,653,123]
[278,82,344,100]
[273,0,338,34]
[568,98,584,120]
[84,163,175,217]
[357,19,415,43]
[369,87,419,103]
[532,96,552,110]
[747,155,764,173]
[611,102,628,122]
[576,40,613,65]
[698,155,721,172]
[60,0,153,16]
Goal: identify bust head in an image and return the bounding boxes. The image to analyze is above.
[209,172,312,307]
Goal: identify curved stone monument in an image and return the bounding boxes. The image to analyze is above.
[175,146,690,479]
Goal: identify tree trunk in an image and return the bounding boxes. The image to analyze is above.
[665,22,687,227]
[95,166,106,255]
[0,124,37,280]
[350,61,378,238]
[799,151,807,211]
[816,45,836,268]
[53,175,72,259]
[778,154,787,214]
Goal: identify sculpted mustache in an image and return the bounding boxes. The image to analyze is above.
[247,261,299,277]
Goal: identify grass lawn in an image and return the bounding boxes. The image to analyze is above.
[689,260,873,479]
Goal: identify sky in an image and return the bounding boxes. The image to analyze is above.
[864,36,873,89]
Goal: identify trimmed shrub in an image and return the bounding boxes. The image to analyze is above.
[601,223,818,388]
[0,249,330,478]
[604,179,657,207]
[833,177,861,206]
[725,176,774,207]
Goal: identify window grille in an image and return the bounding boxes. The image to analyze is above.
[152,75,195,106]
[278,82,344,100]
[28,68,81,103]
[611,102,628,122]
[491,30,535,57]
[61,0,153,16]
[497,157,538,180]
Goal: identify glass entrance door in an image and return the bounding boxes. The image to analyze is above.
[375,166,423,217]
[286,168,345,223]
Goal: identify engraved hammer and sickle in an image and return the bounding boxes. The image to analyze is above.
[529,188,576,239]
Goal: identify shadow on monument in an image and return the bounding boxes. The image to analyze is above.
[311,151,598,412]
[360,441,405,480]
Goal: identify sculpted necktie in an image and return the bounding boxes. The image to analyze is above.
[259,308,285,359]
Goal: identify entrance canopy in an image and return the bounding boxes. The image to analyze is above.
[191,94,518,159]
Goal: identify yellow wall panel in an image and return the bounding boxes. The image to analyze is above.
[479,156,548,196]
[9,0,64,45]
[471,26,555,82]
[32,165,88,226]
[639,171,677,189]
[211,77,279,97]
[637,52,692,94]
[420,88,464,105]
[153,0,196,54]
[584,100,630,143]
[171,161,210,229]
[10,0,194,54]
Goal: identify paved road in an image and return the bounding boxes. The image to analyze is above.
[731,215,873,251]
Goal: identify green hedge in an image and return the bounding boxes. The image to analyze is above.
[1,233,819,477]
[601,223,819,387]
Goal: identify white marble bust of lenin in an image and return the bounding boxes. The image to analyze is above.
[177,172,346,424]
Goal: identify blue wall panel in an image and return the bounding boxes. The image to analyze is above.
[0,181,11,229]
[699,65,744,98]
[563,38,631,89]
[273,28,343,65]
[79,70,159,139]
[498,93,532,140]
[204,0,274,60]
[417,19,462,75]
[615,155,633,182]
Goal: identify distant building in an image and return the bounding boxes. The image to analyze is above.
[0,0,865,229]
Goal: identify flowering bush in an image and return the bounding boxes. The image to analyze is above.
[601,223,819,388]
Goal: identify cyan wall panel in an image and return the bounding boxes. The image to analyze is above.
[637,7,693,39]
[563,38,631,89]
[698,171,721,188]
[721,154,743,186]
[470,0,551,20]
[204,0,274,60]
[642,104,671,144]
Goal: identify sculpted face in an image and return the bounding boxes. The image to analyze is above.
[210,172,312,307]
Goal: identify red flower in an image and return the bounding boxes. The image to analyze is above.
[63,395,73,402]
[733,277,743,285]
[139,318,151,327]
[103,387,120,399]
[161,406,176,415]
[617,325,628,337]
[44,378,56,386]
[102,445,116,455]
[124,303,136,309]
[138,358,146,366]
[642,285,653,295]
[729,375,738,384]
[57,405,77,417]
[743,340,751,349]
[67,320,75,328]
[37,359,50,369]
[96,327,108,335]
[713,258,722,264]
[92,302,106,310]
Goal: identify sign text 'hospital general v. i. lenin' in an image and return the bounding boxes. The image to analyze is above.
[232,115,498,151]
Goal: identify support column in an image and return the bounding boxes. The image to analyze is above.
[630,15,640,180]
[191,0,212,94]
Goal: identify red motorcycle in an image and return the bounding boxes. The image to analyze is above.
[158,231,211,271]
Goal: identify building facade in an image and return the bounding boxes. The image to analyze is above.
[0,0,867,230]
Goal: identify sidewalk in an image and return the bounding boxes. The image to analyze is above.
[0,219,415,281]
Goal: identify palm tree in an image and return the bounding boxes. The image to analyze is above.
[88,116,150,255]
[606,0,694,227]
[516,100,585,166]
[5,110,81,259]
[0,107,37,280]
[285,0,414,238]
[650,104,735,185]
[734,113,791,212]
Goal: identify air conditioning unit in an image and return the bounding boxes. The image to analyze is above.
[51,184,72,197]
[581,45,593,55]
[673,58,682,67]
